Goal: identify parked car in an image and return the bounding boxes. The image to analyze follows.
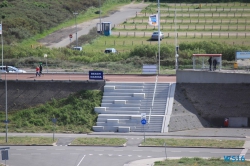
[104,48,117,53]
[0,66,26,73]
[151,31,164,40]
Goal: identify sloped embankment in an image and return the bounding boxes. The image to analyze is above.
[169,83,250,131]
[0,81,105,112]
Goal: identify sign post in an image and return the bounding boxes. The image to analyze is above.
[141,113,147,142]
[89,71,103,80]
[52,118,57,141]
[0,147,10,166]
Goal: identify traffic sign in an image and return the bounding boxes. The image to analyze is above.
[141,119,147,125]
[141,113,146,119]
[69,34,72,38]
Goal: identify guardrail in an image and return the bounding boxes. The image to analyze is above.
[148,75,158,124]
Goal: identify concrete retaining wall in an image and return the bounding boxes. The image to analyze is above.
[177,70,250,83]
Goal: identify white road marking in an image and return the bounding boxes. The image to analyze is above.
[133,150,142,151]
[76,155,86,166]
[108,154,112,156]
[99,154,103,156]
[128,155,132,157]
[138,155,142,157]
[118,155,122,157]
[114,150,123,151]
[95,150,104,151]
[11,154,21,155]
[240,149,248,156]
[76,149,85,151]
[147,156,152,158]
[16,149,26,150]
[211,152,234,154]
[31,153,40,155]
[89,154,93,156]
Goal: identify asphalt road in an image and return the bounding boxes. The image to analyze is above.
[47,2,148,48]
[1,146,245,166]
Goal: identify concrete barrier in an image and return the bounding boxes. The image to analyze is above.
[133,93,145,98]
[114,100,126,104]
[177,70,250,83]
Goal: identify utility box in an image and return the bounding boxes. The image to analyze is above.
[97,22,112,36]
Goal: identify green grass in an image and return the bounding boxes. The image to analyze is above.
[0,137,56,145]
[0,90,102,133]
[154,157,250,166]
[71,137,127,146]
[140,138,244,148]
[19,1,131,47]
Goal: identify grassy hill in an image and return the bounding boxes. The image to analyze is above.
[0,81,104,133]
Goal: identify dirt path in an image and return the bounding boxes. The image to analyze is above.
[38,2,148,48]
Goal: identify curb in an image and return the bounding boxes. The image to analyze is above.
[138,145,244,149]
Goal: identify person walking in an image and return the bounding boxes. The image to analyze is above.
[39,64,43,75]
[36,66,40,77]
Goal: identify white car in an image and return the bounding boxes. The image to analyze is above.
[0,66,26,73]
[104,48,117,53]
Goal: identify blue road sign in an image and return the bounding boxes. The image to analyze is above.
[3,120,9,124]
[141,119,147,125]
[89,71,103,80]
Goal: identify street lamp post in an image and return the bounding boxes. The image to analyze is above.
[0,21,3,80]
[73,12,78,47]
[99,0,102,34]
[44,54,48,73]
[5,72,8,143]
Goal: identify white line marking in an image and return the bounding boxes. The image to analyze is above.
[147,156,152,158]
[11,154,21,155]
[16,149,26,150]
[211,152,234,154]
[118,155,122,157]
[89,154,93,156]
[76,155,86,166]
[99,154,103,156]
[95,150,104,151]
[114,150,123,151]
[240,149,248,156]
[133,150,142,151]
[128,155,132,157]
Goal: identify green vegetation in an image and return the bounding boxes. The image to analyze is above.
[0,0,131,45]
[140,138,244,148]
[0,137,56,145]
[154,157,250,166]
[71,137,127,146]
[0,90,102,133]
[1,1,250,73]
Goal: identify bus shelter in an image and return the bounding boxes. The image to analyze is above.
[193,54,222,71]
